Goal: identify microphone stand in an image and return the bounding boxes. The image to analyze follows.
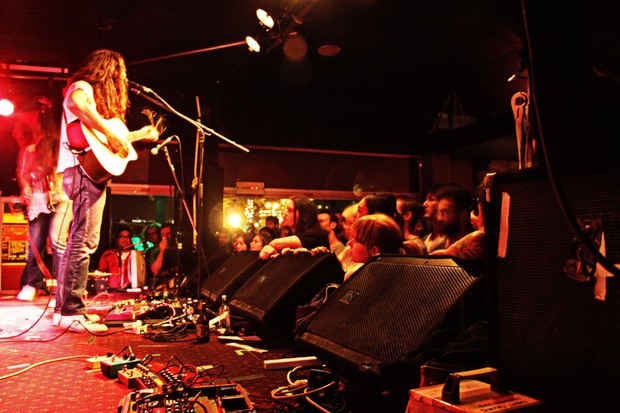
[163,145,184,299]
[117,249,124,290]
[131,88,249,153]
[194,97,205,300]
[132,85,249,300]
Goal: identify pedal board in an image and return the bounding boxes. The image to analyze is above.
[118,383,254,413]
[103,300,151,326]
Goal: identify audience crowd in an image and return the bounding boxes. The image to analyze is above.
[90,182,485,297]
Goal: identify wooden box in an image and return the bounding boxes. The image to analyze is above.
[406,368,545,413]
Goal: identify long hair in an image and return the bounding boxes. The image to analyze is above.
[350,214,403,254]
[14,98,60,192]
[67,49,129,121]
[290,196,320,234]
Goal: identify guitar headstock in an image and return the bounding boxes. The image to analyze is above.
[141,108,166,140]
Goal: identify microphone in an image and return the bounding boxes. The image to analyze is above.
[150,135,177,155]
[128,80,153,94]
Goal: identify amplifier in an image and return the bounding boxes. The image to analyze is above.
[1,222,28,262]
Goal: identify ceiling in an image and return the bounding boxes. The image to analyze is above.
[1,0,532,158]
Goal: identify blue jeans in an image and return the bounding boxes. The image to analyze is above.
[20,213,51,290]
[55,166,106,316]
[19,198,71,290]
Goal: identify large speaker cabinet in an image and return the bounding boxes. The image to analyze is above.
[486,168,620,411]
[295,255,484,388]
[201,251,266,304]
[229,251,344,337]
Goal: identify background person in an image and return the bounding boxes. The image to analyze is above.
[13,98,72,302]
[97,225,143,290]
[259,197,329,260]
[148,222,179,291]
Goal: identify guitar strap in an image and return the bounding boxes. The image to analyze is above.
[63,112,89,155]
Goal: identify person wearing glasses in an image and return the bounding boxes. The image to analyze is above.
[97,225,135,290]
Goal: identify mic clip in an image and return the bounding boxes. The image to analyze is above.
[151,135,177,156]
[128,81,153,94]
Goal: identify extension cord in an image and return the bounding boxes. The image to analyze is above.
[263,356,323,370]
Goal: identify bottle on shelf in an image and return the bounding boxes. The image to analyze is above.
[195,301,210,344]
[218,295,231,333]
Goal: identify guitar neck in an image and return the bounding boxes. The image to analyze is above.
[126,130,152,144]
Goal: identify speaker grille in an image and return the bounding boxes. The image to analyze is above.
[488,168,620,409]
[297,256,478,378]
[201,251,265,304]
[230,252,344,335]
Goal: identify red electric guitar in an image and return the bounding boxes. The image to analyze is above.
[66,109,164,183]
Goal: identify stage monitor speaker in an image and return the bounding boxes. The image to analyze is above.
[229,251,344,337]
[201,251,266,304]
[485,167,620,411]
[295,255,483,387]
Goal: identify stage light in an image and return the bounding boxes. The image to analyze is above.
[245,35,263,53]
[245,1,319,55]
[256,9,275,29]
[246,8,281,53]
[0,98,15,116]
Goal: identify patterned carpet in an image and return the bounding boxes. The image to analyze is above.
[0,293,307,413]
[0,292,409,413]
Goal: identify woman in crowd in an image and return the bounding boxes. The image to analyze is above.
[250,232,272,251]
[343,213,404,280]
[259,197,329,260]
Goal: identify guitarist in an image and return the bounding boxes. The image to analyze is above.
[54,49,158,333]
[13,98,71,303]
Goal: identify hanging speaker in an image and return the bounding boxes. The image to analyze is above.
[229,251,344,337]
[295,255,484,387]
[485,167,620,411]
[201,251,266,304]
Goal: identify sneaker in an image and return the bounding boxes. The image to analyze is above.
[58,314,108,333]
[52,312,61,326]
[17,285,37,301]
[48,298,56,308]
[85,313,101,323]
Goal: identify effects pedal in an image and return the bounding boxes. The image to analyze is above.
[85,353,114,370]
[101,355,141,378]
[134,364,165,389]
[117,368,143,389]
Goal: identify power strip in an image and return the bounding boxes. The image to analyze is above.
[263,356,323,370]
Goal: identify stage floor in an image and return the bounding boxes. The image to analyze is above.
[0,291,408,413]
[0,292,309,413]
